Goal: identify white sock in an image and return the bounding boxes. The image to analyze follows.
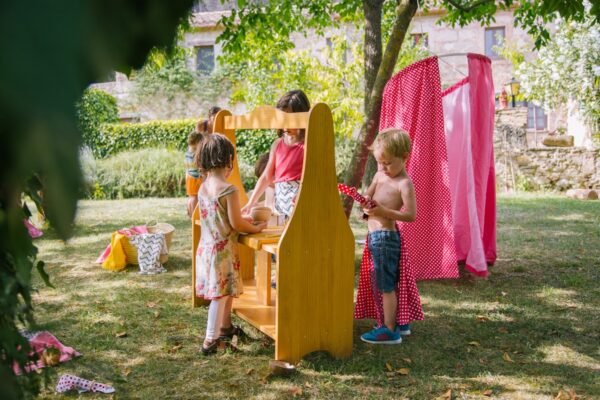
[205,297,227,342]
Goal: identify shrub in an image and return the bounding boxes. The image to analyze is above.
[76,88,119,156]
[97,119,195,158]
[94,148,185,199]
[238,156,258,191]
[236,129,278,161]
[334,135,356,182]
[79,146,99,197]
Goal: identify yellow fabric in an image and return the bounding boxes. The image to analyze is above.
[102,232,128,271]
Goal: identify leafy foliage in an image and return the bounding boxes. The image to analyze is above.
[0,1,194,398]
[76,89,120,157]
[228,30,427,140]
[96,119,195,158]
[218,0,598,205]
[236,130,279,162]
[510,9,599,129]
[439,0,599,49]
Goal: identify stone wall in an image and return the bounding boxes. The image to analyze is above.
[494,108,599,191]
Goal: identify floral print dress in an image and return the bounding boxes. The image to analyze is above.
[195,185,243,299]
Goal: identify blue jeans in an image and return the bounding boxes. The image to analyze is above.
[368,230,401,293]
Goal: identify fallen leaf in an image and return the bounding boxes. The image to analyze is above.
[146,301,156,308]
[497,327,509,334]
[436,389,452,400]
[468,341,480,347]
[402,357,413,364]
[476,315,490,322]
[483,389,493,396]
[385,362,393,372]
[170,344,182,353]
[502,352,514,362]
[115,331,128,338]
[501,291,507,296]
[554,388,577,400]
[123,368,132,377]
[397,368,410,375]
[290,386,303,397]
[386,371,396,378]
[245,368,254,375]
[479,358,488,365]
[304,382,313,388]
[154,310,160,318]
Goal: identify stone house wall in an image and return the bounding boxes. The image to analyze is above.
[494,108,599,191]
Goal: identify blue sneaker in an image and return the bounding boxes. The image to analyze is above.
[360,326,402,344]
[397,324,411,336]
[372,323,412,336]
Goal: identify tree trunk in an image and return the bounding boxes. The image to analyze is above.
[362,0,384,114]
[343,0,418,216]
[361,0,383,190]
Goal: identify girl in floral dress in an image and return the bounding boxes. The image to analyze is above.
[195,134,267,355]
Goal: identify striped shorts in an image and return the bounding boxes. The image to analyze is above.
[274,180,300,219]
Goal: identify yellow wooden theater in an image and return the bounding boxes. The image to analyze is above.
[191,103,354,364]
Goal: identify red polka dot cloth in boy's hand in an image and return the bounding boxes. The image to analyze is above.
[337,183,376,208]
[378,56,459,280]
[354,221,424,325]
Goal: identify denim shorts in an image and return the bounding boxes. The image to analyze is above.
[368,230,401,293]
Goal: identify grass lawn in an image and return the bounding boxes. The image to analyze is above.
[31,193,599,399]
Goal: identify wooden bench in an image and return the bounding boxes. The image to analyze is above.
[192,104,355,363]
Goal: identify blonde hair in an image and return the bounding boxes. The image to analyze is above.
[371,128,411,158]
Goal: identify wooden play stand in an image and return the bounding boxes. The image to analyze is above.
[191,104,355,363]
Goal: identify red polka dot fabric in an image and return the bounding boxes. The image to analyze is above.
[354,221,424,325]
[378,56,459,281]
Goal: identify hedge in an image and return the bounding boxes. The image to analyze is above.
[96,119,196,158]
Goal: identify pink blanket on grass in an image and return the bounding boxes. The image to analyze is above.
[13,331,80,375]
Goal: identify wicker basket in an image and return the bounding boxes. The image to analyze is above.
[122,222,175,265]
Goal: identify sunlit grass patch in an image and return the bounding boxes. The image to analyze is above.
[30,194,600,399]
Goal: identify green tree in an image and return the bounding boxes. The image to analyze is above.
[76,88,120,157]
[0,1,194,398]
[217,0,599,215]
[513,9,599,132]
